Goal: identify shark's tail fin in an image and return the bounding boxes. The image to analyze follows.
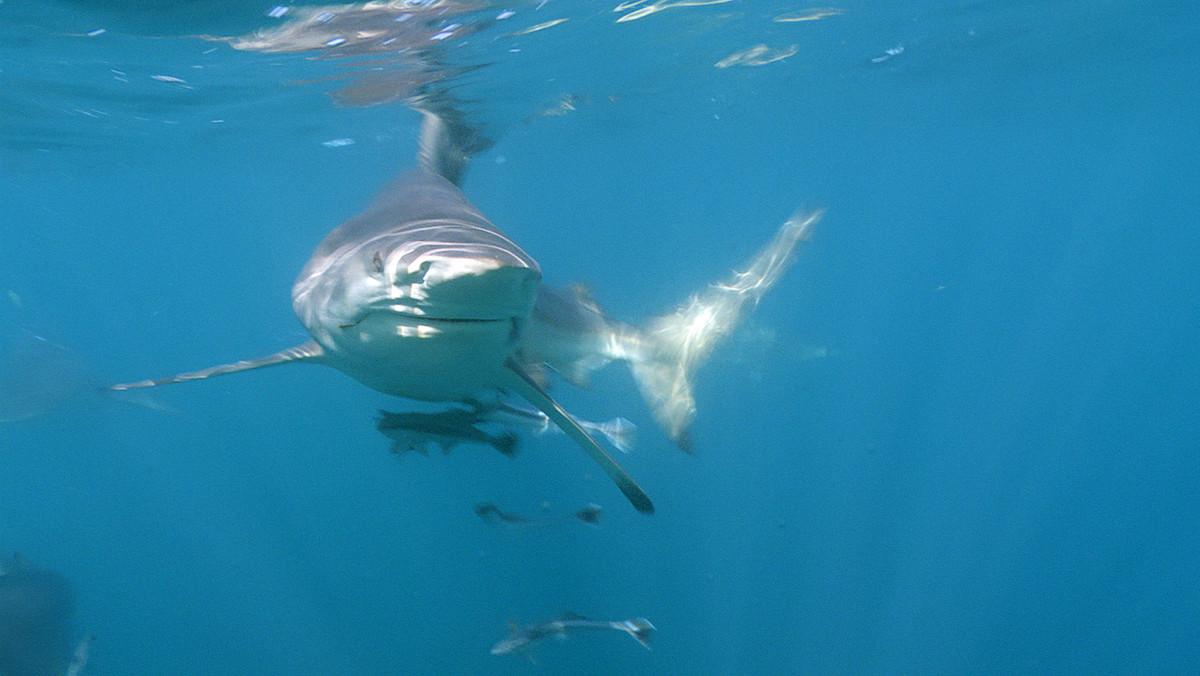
[628,209,821,451]
[622,618,656,650]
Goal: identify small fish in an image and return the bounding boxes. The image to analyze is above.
[491,613,655,655]
[475,501,603,527]
[376,408,518,457]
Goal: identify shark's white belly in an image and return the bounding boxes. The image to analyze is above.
[321,312,519,401]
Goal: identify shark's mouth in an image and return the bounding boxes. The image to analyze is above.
[345,303,518,326]
[340,308,522,344]
[406,315,510,324]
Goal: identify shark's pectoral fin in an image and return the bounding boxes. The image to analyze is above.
[503,358,654,515]
[106,341,325,391]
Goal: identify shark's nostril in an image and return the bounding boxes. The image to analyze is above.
[400,259,432,282]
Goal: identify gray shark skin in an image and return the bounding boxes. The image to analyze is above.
[491,613,654,656]
[0,553,89,676]
[109,112,820,514]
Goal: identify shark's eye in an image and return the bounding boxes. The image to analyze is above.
[372,251,384,274]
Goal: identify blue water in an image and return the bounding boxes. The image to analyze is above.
[2,1,1198,673]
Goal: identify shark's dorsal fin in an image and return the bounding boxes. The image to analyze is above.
[107,341,325,391]
[417,109,492,187]
[503,358,654,515]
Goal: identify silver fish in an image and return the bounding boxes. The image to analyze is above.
[491,612,654,655]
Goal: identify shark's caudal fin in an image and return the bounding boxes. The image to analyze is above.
[629,209,822,450]
[503,358,654,515]
[106,341,325,391]
[621,618,656,650]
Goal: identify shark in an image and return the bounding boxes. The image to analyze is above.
[490,613,655,656]
[0,553,90,676]
[109,112,820,514]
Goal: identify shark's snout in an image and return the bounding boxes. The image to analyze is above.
[384,243,541,321]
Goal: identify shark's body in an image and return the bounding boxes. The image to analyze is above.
[490,613,654,656]
[0,554,90,676]
[110,113,819,513]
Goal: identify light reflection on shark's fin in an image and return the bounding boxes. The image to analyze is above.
[503,357,654,515]
[107,341,325,391]
[592,416,636,454]
[622,617,656,650]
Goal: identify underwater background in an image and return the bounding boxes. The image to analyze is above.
[2,0,1198,673]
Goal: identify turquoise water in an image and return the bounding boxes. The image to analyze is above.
[2,1,1198,673]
